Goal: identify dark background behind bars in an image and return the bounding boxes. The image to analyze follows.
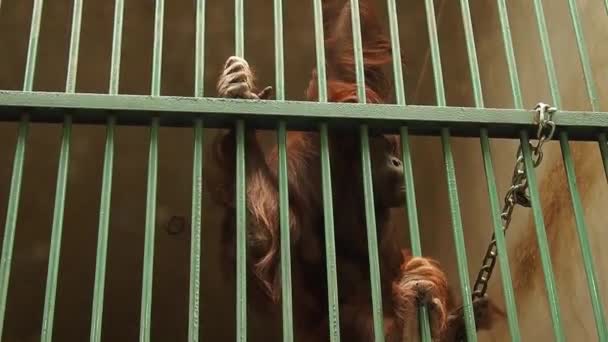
[0,0,606,341]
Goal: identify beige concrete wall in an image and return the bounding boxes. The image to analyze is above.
[419,0,608,341]
[0,0,605,341]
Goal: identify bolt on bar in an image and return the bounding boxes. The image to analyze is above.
[349,0,385,340]
[40,0,83,337]
[90,0,123,340]
[273,0,294,340]
[519,131,564,341]
[599,133,608,182]
[386,0,432,338]
[0,0,45,337]
[459,0,522,339]
[424,0,477,339]
[140,0,164,340]
[234,0,247,340]
[565,0,599,111]
[312,0,341,339]
[559,133,607,341]
[188,0,206,341]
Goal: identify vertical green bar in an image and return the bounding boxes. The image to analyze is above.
[565,0,600,111]
[312,0,340,339]
[520,131,564,341]
[440,128,477,342]
[359,125,384,342]
[532,0,561,108]
[423,0,446,106]
[0,0,43,337]
[460,0,522,339]
[189,1,206,340]
[319,124,340,341]
[40,0,82,337]
[599,133,608,182]
[65,0,83,94]
[531,2,601,339]
[108,0,125,96]
[349,0,366,104]
[495,0,523,109]
[90,1,123,340]
[234,0,247,340]
[23,0,44,92]
[150,0,164,97]
[277,123,293,342]
[312,0,327,105]
[40,117,72,342]
[399,128,432,342]
[140,0,163,340]
[0,119,29,341]
[458,0,483,108]
[349,1,384,339]
[559,133,607,340]
[90,118,115,342]
[273,0,285,101]
[140,118,159,342]
[387,0,432,339]
[194,0,205,98]
[234,0,244,58]
[273,0,293,339]
[235,119,247,342]
[425,0,477,338]
[479,129,521,342]
[189,119,203,342]
[386,0,406,106]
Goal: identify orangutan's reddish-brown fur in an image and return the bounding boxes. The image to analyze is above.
[210,0,497,340]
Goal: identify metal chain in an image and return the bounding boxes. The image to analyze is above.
[471,102,557,300]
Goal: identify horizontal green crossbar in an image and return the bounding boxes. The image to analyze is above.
[0,91,606,139]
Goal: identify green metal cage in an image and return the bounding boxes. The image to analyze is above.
[0,0,606,341]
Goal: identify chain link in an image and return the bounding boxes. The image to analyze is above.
[471,102,557,301]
